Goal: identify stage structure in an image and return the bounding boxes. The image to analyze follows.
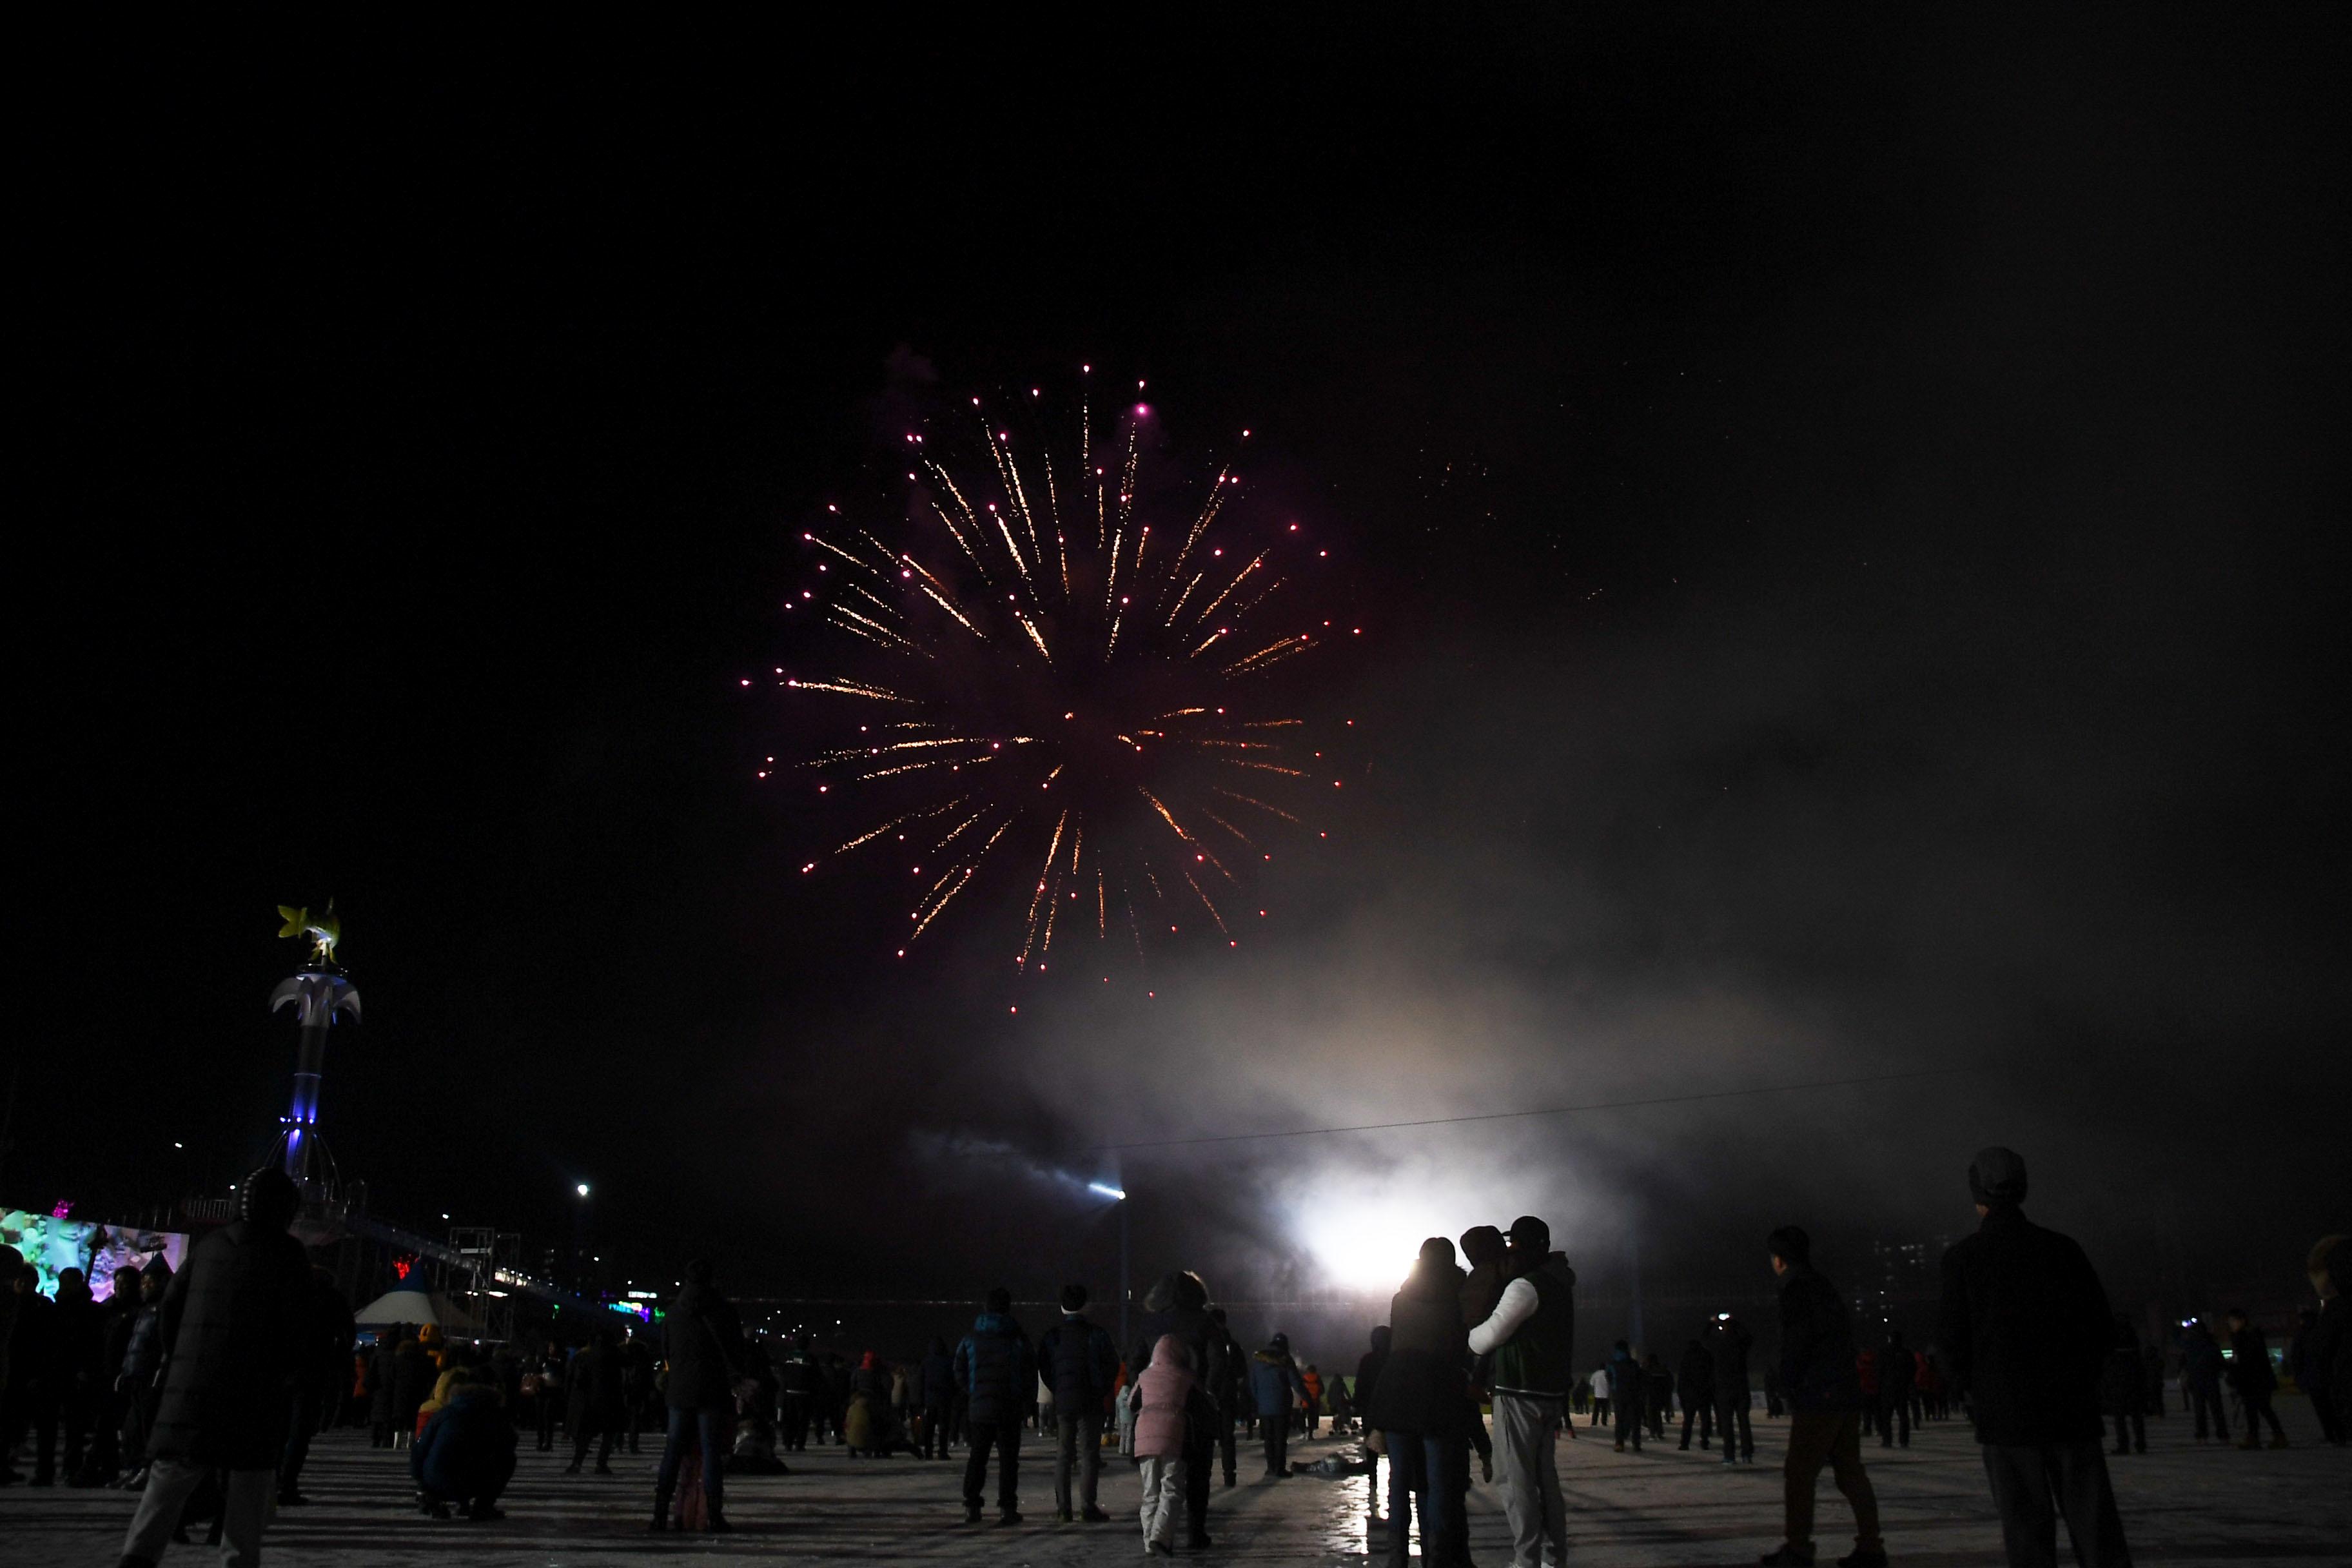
[269,903,360,1200]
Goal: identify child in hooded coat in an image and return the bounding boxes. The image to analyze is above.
[1132,1333,1195,1555]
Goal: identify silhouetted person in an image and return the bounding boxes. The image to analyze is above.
[2179,1320,2227,1442]
[1208,1306,1245,1485]
[1763,1225,1885,1568]
[1250,1332,1308,1478]
[116,1168,310,1568]
[1356,1326,1393,1528]
[565,1329,625,1473]
[1366,1238,1468,1568]
[651,1258,745,1533]
[1712,1311,1758,1464]
[2223,1309,2287,1449]
[1679,1336,1716,1450]
[1466,1215,1577,1568]
[2304,1235,2348,1445]
[1940,1146,2130,1568]
[1607,1340,1641,1451]
[1875,1331,1914,1449]
[918,1335,956,1458]
[3,1256,61,1486]
[2100,1315,2146,1456]
[1038,1282,1116,1521]
[954,1285,1032,1524]
[277,1265,353,1505]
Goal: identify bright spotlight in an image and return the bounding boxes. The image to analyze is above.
[576,1183,591,1198]
[1088,1182,1127,1200]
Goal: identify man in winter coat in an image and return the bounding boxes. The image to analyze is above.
[1765,1224,1886,1568]
[3,1259,61,1486]
[1037,1282,1117,1521]
[1249,1332,1309,1478]
[1874,1331,1914,1449]
[652,1259,746,1533]
[1357,1326,1393,1525]
[1710,1311,1756,1464]
[411,1370,516,1519]
[1208,1306,1246,1485]
[52,1269,105,1484]
[2179,1320,2227,1440]
[565,1329,627,1473]
[1607,1341,1642,1451]
[918,1336,956,1458]
[2100,1315,2146,1456]
[277,1266,353,1505]
[80,1264,146,1484]
[116,1167,312,1568]
[1467,1215,1577,1568]
[1939,1146,2128,1568]
[954,1285,1034,1525]
[1366,1238,1469,1568]
[2223,1309,2287,1449]
[1678,1337,1716,1450]
[1144,1269,1228,1551]
[117,1262,171,1476]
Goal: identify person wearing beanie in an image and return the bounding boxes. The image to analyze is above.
[116,1166,311,1568]
[1762,1224,1885,1568]
[1939,1146,2132,1567]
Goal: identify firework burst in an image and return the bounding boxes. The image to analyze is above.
[758,373,1349,977]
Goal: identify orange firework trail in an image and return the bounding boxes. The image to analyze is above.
[758,373,1352,978]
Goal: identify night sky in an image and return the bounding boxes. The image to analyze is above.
[20,12,2347,1336]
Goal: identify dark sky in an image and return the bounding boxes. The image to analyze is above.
[20,10,2347,1344]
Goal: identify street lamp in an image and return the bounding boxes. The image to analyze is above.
[1089,1182,1130,1351]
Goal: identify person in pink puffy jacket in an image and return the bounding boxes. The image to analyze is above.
[1132,1333,1195,1556]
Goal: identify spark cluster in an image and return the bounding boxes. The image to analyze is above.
[755,373,1350,979]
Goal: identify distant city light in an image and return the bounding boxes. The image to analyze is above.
[576,1183,591,1198]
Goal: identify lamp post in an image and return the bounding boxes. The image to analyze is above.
[1090,1181,1129,1351]
[571,1182,592,1288]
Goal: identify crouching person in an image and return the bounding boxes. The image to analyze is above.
[411,1372,517,1521]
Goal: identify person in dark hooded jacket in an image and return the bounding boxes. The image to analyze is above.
[1764,1225,1885,1568]
[1678,1338,1716,1450]
[1144,1269,1226,1551]
[953,1286,1033,1524]
[1874,1331,1914,1450]
[1356,1326,1393,1526]
[277,1266,353,1505]
[115,1167,311,1568]
[1248,1332,1309,1478]
[1366,1238,1468,1568]
[651,1259,745,1533]
[2099,1315,2146,1456]
[919,1336,956,1458]
[2304,1235,2349,1446]
[1209,1306,1246,1485]
[1939,1147,2127,1568]
[2223,1310,2287,1449]
[565,1329,626,1473]
[1709,1311,1756,1464]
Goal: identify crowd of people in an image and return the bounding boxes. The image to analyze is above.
[0,1150,2344,1568]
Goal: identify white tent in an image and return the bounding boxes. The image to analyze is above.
[351,1286,479,1333]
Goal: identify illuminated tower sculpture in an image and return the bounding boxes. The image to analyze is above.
[269,903,360,1200]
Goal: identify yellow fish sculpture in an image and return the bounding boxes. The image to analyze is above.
[276,901,343,966]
